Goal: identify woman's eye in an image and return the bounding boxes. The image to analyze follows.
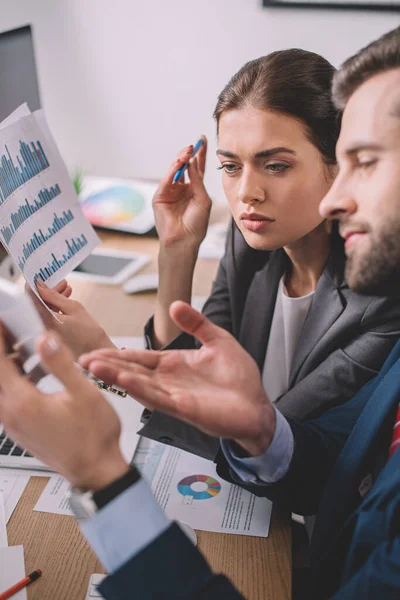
[217,163,240,174]
[265,163,289,173]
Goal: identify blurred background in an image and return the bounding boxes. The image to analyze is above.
[2,0,399,203]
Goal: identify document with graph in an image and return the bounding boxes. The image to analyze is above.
[135,438,272,537]
[0,104,98,291]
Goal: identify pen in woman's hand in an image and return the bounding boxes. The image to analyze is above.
[172,139,204,184]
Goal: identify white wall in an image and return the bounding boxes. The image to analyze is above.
[2,0,399,201]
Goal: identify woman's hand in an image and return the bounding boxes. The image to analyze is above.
[28,280,116,360]
[153,136,212,251]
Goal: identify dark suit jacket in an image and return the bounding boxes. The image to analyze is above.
[140,224,400,459]
[218,339,400,599]
[99,343,400,599]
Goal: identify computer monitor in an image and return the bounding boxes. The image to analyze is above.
[0,24,40,279]
[0,24,41,122]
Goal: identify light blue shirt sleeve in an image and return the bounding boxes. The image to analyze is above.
[221,407,294,484]
[80,477,170,573]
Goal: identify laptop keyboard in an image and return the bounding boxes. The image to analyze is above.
[0,431,33,458]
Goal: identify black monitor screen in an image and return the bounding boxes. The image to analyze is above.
[0,25,40,122]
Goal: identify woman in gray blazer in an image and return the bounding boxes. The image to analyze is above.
[136,50,400,459]
[35,50,400,462]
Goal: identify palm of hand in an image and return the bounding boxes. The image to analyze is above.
[146,341,266,441]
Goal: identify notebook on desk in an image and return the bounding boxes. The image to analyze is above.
[0,374,143,471]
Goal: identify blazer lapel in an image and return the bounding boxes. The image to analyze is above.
[289,239,347,385]
[238,250,287,370]
[312,346,400,562]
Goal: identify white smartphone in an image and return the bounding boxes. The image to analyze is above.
[69,248,151,285]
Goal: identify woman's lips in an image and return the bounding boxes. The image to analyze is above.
[241,217,275,233]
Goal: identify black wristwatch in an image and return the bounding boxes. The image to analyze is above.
[69,465,141,519]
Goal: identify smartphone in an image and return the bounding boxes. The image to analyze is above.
[70,248,150,285]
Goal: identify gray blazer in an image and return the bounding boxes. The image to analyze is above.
[139,224,400,459]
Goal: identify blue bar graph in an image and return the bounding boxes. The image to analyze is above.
[17,210,75,271]
[1,184,62,245]
[32,234,88,284]
[0,140,50,203]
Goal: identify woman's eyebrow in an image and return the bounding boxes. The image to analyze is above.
[255,147,296,158]
[216,147,296,159]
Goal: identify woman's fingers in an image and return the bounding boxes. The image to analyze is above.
[197,135,207,176]
[53,280,69,293]
[159,146,193,189]
[36,281,76,314]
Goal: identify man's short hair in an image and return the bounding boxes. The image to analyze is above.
[332,26,400,110]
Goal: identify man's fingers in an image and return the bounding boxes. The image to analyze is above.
[79,348,161,370]
[169,301,227,346]
[36,332,92,397]
[116,372,176,412]
[87,358,150,385]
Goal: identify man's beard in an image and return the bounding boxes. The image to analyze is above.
[346,221,400,296]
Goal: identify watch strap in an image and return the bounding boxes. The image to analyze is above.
[92,465,142,510]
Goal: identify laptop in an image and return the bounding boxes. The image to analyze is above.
[0,374,143,471]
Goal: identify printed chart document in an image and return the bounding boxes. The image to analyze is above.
[0,469,30,523]
[135,438,272,537]
[0,545,27,599]
[0,105,98,292]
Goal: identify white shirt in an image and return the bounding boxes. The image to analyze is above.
[262,277,315,402]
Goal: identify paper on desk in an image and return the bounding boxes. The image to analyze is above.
[134,438,272,537]
[0,545,27,599]
[34,476,73,516]
[0,493,7,547]
[0,470,29,523]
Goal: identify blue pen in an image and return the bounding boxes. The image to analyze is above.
[173,139,204,183]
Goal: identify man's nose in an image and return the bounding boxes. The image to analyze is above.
[319,176,357,222]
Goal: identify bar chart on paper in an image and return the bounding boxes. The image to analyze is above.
[16,210,75,271]
[0,108,99,292]
[0,139,49,203]
[0,184,62,244]
[32,234,89,285]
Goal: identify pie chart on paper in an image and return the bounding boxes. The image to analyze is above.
[177,474,221,500]
[80,186,146,227]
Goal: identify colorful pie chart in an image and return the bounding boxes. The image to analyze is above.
[177,474,221,500]
[81,186,146,227]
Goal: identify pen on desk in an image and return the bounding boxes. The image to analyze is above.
[173,138,204,183]
[0,569,42,600]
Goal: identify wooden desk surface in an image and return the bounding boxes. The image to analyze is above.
[7,231,291,600]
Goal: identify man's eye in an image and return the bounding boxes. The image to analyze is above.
[217,163,240,174]
[358,158,377,170]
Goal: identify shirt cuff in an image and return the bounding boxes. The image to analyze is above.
[221,408,294,484]
[80,477,170,574]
